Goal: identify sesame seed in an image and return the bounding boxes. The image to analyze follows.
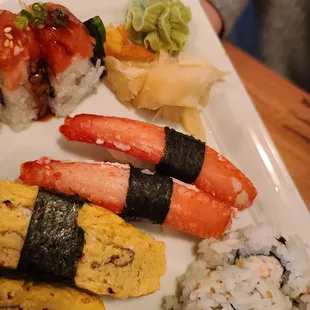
[9,41,14,49]
[225,294,232,300]
[4,27,12,33]
[38,24,45,29]
[236,258,244,268]
[18,40,23,48]
[216,279,223,284]
[4,39,10,48]
[267,291,273,298]
[5,33,13,40]
[14,45,24,56]
[210,287,216,294]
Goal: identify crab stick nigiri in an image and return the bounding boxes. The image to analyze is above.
[19,157,232,238]
[59,114,257,210]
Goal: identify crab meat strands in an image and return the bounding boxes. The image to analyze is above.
[59,114,258,210]
[19,158,232,238]
[0,180,165,299]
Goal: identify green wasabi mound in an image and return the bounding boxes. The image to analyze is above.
[125,0,192,54]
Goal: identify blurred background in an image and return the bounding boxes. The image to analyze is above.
[201,0,310,93]
[200,0,310,209]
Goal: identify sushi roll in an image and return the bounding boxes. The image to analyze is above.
[0,10,52,131]
[0,179,166,299]
[0,4,106,130]
[24,2,106,116]
[164,223,310,310]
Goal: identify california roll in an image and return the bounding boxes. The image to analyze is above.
[164,223,310,310]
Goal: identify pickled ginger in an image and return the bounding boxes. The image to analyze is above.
[105,51,225,140]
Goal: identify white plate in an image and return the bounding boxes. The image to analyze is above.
[0,0,309,309]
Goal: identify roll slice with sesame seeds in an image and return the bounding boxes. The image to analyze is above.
[0,4,106,131]
[0,10,52,131]
[28,2,106,117]
[164,223,310,309]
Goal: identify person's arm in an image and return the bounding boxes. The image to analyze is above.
[199,0,223,34]
[200,0,248,37]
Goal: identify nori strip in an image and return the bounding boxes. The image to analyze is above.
[83,17,106,78]
[0,87,4,105]
[234,248,286,277]
[277,236,286,245]
[121,165,173,224]
[18,188,85,282]
[28,59,55,118]
[38,59,56,99]
[157,127,205,184]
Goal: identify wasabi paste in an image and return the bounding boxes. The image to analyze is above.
[125,0,192,54]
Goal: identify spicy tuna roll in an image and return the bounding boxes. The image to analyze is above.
[0,10,52,131]
[25,2,106,116]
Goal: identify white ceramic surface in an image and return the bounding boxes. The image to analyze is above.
[0,0,309,309]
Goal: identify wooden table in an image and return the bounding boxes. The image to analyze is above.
[223,42,310,210]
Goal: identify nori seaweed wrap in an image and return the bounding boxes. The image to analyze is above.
[121,165,173,224]
[157,127,205,183]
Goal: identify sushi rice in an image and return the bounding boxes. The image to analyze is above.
[0,79,39,131]
[48,57,105,117]
[164,223,310,310]
[0,57,104,130]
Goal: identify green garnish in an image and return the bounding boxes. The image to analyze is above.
[32,17,45,27]
[19,0,30,12]
[52,8,69,28]
[32,2,45,14]
[15,1,69,29]
[21,9,34,22]
[14,16,29,30]
[92,16,106,42]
